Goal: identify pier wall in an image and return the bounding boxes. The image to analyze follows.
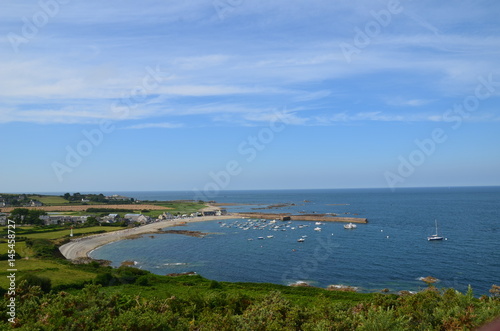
[234,212,368,223]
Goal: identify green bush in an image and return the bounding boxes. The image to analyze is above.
[209,280,222,289]
[18,273,52,293]
[93,272,115,287]
[0,277,499,329]
[135,275,153,286]
[0,252,21,260]
[25,238,63,259]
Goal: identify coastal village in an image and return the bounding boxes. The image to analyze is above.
[0,193,227,227]
[0,192,368,227]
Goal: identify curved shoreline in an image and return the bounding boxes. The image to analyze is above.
[59,215,237,260]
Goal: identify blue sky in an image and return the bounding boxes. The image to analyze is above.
[1,0,499,195]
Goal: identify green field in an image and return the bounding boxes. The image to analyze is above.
[28,195,69,205]
[0,259,96,288]
[0,241,31,258]
[22,226,122,240]
[0,225,125,289]
[152,201,206,215]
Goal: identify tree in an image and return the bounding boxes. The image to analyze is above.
[27,209,47,225]
[85,216,99,227]
[10,208,29,223]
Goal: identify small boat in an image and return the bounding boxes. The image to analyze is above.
[267,235,274,239]
[314,227,322,231]
[428,220,444,241]
[258,237,264,240]
[315,222,323,225]
[344,223,357,229]
[297,238,305,242]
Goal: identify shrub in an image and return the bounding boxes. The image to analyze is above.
[93,272,115,287]
[19,273,52,293]
[0,252,21,260]
[135,275,153,286]
[209,280,222,289]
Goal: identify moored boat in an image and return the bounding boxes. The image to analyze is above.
[427,220,444,241]
[344,223,357,229]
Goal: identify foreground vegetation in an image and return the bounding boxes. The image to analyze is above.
[1,273,499,330]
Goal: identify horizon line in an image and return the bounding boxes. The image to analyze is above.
[3,185,500,196]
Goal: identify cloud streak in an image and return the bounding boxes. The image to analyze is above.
[1,1,499,127]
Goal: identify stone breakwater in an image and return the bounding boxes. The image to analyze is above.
[234,212,368,223]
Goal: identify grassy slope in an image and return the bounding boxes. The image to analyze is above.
[0,199,206,291]
[0,226,127,289]
[21,226,121,240]
[0,258,96,288]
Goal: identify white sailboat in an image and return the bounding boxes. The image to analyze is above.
[427,220,444,241]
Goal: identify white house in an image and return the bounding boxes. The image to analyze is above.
[40,215,60,225]
[158,212,174,220]
[216,209,227,216]
[100,214,119,223]
[0,213,7,225]
[124,214,150,224]
[29,200,43,207]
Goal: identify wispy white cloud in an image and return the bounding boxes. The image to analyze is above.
[310,111,496,125]
[156,85,286,97]
[123,122,184,130]
[0,0,499,128]
[385,98,434,107]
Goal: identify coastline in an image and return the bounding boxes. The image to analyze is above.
[58,214,236,260]
[59,211,368,261]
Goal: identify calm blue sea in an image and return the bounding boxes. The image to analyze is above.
[89,187,500,295]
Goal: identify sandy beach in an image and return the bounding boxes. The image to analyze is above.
[59,215,237,260]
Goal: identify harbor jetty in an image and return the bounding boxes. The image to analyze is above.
[234,212,368,223]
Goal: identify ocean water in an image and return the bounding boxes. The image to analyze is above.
[89,187,500,295]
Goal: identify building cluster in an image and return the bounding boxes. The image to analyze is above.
[0,209,227,226]
[0,195,43,208]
